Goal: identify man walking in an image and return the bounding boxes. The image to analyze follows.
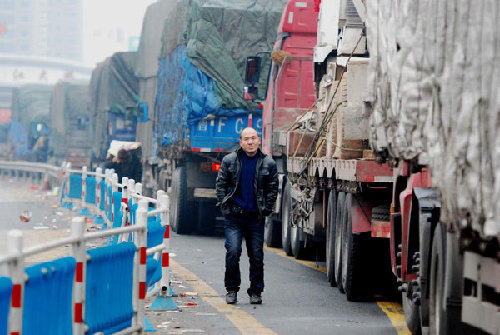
[216,127,278,304]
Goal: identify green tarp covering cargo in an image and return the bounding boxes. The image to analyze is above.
[153,0,285,151]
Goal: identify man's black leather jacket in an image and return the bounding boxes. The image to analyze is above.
[216,147,278,217]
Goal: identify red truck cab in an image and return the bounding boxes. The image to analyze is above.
[261,0,319,155]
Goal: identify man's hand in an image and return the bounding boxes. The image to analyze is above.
[221,205,231,216]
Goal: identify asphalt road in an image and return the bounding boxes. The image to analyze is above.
[145,232,408,335]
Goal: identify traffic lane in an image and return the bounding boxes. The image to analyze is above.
[171,234,397,335]
[0,178,74,262]
[0,178,69,230]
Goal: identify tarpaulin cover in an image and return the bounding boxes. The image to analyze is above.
[135,0,177,158]
[155,0,285,147]
[0,277,12,335]
[11,84,53,134]
[86,242,135,335]
[366,0,500,237]
[23,257,76,335]
[49,80,90,159]
[89,52,139,159]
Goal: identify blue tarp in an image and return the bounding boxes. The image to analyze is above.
[0,277,12,335]
[156,46,258,147]
[23,257,76,335]
[86,242,135,335]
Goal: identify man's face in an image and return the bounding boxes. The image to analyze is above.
[239,129,260,155]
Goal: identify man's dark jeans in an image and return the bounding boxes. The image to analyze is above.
[224,213,264,294]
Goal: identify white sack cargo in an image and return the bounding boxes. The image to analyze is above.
[366,0,500,238]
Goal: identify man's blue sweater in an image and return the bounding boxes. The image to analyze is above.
[233,152,258,213]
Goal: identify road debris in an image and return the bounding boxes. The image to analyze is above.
[20,210,32,222]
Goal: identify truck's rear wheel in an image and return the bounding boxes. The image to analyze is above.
[341,193,370,301]
[170,167,192,234]
[335,192,346,293]
[281,183,292,255]
[429,223,445,335]
[402,291,422,334]
[265,216,282,248]
[290,221,305,259]
[326,189,338,287]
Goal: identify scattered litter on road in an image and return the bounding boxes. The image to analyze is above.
[28,185,40,190]
[56,212,64,216]
[170,252,177,257]
[20,210,32,222]
[33,226,50,230]
[185,302,198,306]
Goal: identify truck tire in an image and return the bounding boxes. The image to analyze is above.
[335,192,346,293]
[326,189,338,287]
[429,223,446,335]
[281,183,293,255]
[402,291,422,335]
[290,220,305,259]
[170,167,192,234]
[341,193,370,301]
[265,216,282,248]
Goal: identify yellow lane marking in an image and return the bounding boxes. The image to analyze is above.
[264,246,327,273]
[264,246,411,334]
[376,302,412,335]
[171,259,278,335]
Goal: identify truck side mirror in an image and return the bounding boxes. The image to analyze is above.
[244,56,262,85]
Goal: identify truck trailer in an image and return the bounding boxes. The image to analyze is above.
[247,0,499,334]
[137,0,286,234]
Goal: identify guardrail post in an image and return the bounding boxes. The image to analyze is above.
[112,173,118,226]
[134,200,148,334]
[81,166,87,211]
[135,183,142,197]
[7,230,24,335]
[158,192,171,296]
[71,217,86,335]
[105,169,111,229]
[96,167,102,212]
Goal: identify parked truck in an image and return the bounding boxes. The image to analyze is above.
[136,0,286,234]
[247,0,499,334]
[49,79,91,168]
[9,84,53,161]
[89,52,139,164]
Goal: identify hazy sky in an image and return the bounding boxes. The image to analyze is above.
[82,0,156,67]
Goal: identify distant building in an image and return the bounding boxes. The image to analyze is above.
[0,0,83,62]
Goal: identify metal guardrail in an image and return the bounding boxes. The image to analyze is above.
[0,161,172,335]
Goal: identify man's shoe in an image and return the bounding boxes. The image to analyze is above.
[247,288,262,304]
[226,291,237,304]
[249,292,262,304]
